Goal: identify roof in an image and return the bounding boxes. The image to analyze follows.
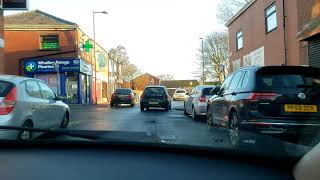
[225,0,256,27]
[160,80,199,88]
[4,9,78,29]
[132,73,159,81]
[0,74,33,83]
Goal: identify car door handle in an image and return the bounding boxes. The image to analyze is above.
[231,92,236,96]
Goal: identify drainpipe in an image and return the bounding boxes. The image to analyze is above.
[283,0,288,65]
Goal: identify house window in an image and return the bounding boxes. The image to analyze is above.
[265,4,277,33]
[40,35,59,50]
[236,30,243,50]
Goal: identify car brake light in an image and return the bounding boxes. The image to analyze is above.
[199,96,206,102]
[140,94,144,99]
[128,94,133,99]
[0,87,17,115]
[247,92,279,101]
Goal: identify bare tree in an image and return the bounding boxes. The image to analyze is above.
[157,74,174,81]
[194,32,229,84]
[109,45,141,81]
[217,0,251,24]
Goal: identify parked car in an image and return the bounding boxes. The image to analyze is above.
[0,75,70,140]
[207,66,320,144]
[111,88,135,107]
[166,88,177,99]
[140,86,171,111]
[184,85,220,120]
[173,89,188,101]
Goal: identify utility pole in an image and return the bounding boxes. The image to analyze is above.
[200,38,205,85]
[93,10,108,104]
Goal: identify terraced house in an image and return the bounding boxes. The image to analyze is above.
[226,0,320,71]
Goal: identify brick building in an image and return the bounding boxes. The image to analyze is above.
[226,0,320,71]
[131,73,160,91]
[4,10,119,104]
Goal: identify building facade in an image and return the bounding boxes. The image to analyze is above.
[131,73,160,91]
[226,0,320,71]
[4,10,119,104]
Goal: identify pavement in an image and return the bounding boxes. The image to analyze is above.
[63,101,313,156]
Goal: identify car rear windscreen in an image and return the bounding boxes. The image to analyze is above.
[256,67,320,94]
[175,90,186,93]
[115,89,131,94]
[202,88,216,95]
[0,81,14,97]
[144,87,165,95]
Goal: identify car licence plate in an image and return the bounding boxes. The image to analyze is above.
[149,102,159,105]
[284,104,317,112]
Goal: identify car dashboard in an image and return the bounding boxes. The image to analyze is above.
[0,140,296,180]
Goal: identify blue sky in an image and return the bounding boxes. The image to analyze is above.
[5,0,226,80]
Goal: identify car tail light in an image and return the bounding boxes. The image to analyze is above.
[247,92,279,101]
[128,94,133,99]
[0,87,17,115]
[140,94,144,99]
[112,93,117,98]
[199,96,206,102]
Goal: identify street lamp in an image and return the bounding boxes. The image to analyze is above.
[93,10,108,104]
[199,37,205,85]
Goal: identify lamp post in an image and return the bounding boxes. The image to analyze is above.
[199,37,205,85]
[93,10,108,104]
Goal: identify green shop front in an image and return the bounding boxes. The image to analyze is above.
[23,58,93,104]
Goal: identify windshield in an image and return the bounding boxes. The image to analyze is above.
[115,89,132,94]
[1,0,319,160]
[175,90,186,93]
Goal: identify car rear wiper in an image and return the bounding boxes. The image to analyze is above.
[0,126,102,140]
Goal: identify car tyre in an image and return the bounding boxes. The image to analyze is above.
[206,106,213,128]
[60,113,69,128]
[110,102,114,107]
[140,106,144,112]
[192,106,199,121]
[131,103,135,107]
[184,103,189,116]
[165,105,169,111]
[17,121,33,140]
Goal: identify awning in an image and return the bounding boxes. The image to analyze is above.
[297,16,320,41]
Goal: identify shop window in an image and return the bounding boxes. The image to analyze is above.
[40,35,59,50]
[265,4,277,33]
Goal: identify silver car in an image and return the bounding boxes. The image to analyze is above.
[0,75,70,140]
[173,89,188,101]
[184,85,220,120]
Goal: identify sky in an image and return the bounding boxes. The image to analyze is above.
[5,0,226,80]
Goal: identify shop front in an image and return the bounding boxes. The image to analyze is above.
[23,58,93,104]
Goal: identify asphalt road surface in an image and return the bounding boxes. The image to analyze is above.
[65,101,313,156]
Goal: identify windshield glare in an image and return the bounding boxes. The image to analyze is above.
[1,0,319,160]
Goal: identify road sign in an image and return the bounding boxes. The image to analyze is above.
[1,0,28,10]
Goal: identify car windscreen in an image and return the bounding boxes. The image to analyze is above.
[0,81,14,97]
[175,90,186,93]
[256,67,320,94]
[115,89,131,94]
[144,87,165,95]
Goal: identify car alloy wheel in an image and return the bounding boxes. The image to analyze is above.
[229,112,240,146]
[18,122,33,140]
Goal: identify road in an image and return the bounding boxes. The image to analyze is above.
[63,101,311,157]
[68,101,230,147]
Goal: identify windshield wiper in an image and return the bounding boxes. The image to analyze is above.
[0,126,101,140]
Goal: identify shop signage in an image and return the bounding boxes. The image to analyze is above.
[1,0,28,10]
[41,42,59,50]
[80,59,93,76]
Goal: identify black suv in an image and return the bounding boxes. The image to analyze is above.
[140,86,172,111]
[111,88,135,107]
[207,66,320,138]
